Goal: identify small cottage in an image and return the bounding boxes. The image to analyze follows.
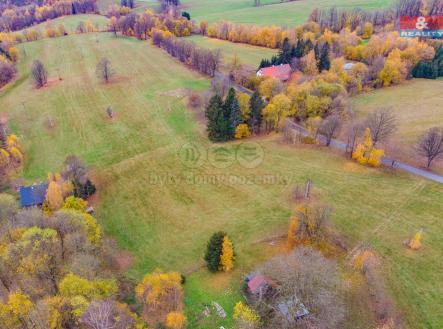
[257,64,292,81]
[19,183,48,207]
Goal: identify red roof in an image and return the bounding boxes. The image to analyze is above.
[257,64,292,81]
[248,274,270,294]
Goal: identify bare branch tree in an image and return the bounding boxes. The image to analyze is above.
[319,115,341,146]
[31,60,47,88]
[416,127,443,169]
[345,121,364,158]
[82,299,140,329]
[96,58,114,83]
[261,247,345,329]
[365,109,397,146]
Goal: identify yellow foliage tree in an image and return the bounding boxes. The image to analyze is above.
[59,273,117,300]
[408,230,422,250]
[46,180,64,212]
[135,269,183,324]
[362,22,373,39]
[301,50,318,76]
[352,128,384,167]
[258,77,283,99]
[0,292,34,327]
[262,93,291,131]
[233,301,260,329]
[235,124,251,139]
[8,47,19,62]
[287,215,299,249]
[237,92,251,121]
[63,196,87,212]
[165,311,186,329]
[82,213,102,245]
[220,235,234,272]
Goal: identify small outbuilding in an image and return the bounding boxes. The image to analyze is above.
[257,64,292,81]
[277,297,310,321]
[343,62,354,71]
[245,272,276,301]
[19,183,48,208]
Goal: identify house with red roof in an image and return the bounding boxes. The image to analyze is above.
[256,64,292,81]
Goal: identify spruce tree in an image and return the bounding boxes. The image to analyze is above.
[249,90,264,134]
[206,94,229,142]
[278,37,292,64]
[224,88,242,139]
[293,39,304,58]
[319,42,331,72]
[204,231,226,272]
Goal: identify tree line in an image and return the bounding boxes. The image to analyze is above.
[309,0,443,33]
[0,0,97,32]
[152,29,221,77]
[107,9,193,38]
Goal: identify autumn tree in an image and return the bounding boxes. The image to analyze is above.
[166,311,186,329]
[233,301,260,329]
[263,93,291,132]
[416,127,443,169]
[135,270,183,326]
[352,128,384,167]
[287,215,298,249]
[31,60,47,88]
[220,235,234,272]
[408,230,422,250]
[45,173,64,212]
[235,124,250,139]
[258,77,283,99]
[301,50,318,76]
[96,57,114,83]
[204,231,226,272]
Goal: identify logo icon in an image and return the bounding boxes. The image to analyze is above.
[208,145,236,169]
[236,142,264,169]
[416,16,429,30]
[178,142,206,168]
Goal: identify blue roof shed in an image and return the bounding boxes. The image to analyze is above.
[19,183,48,207]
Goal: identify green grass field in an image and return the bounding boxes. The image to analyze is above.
[351,79,443,145]
[181,0,393,26]
[1,32,443,328]
[23,14,109,33]
[185,35,277,68]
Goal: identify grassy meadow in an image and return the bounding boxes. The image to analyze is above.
[181,0,393,26]
[350,79,443,172]
[185,35,277,68]
[351,79,443,145]
[1,32,443,328]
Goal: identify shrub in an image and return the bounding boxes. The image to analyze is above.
[204,231,226,272]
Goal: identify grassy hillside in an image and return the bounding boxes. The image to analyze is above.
[1,32,443,329]
[181,0,393,26]
[185,35,277,68]
[350,79,443,172]
[23,14,109,33]
[351,79,443,145]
